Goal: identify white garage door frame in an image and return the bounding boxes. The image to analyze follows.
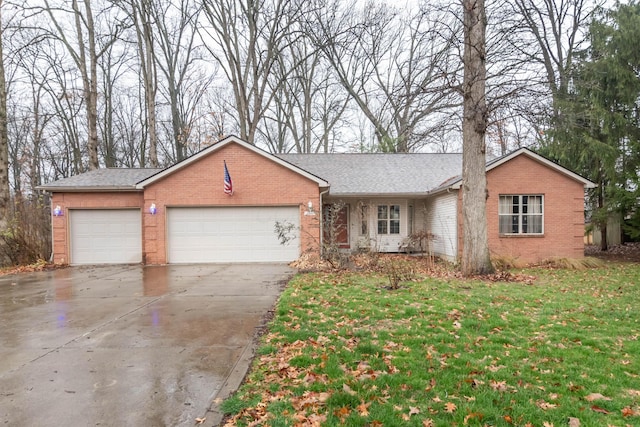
[166,206,300,263]
[69,209,143,265]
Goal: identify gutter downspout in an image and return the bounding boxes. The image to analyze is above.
[319,188,330,256]
[48,198,55,263]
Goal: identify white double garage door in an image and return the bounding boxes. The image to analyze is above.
[69,207,300,265]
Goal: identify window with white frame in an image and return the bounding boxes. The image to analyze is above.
[499,195,543,234]
[378,205,400,234]
[360,205,369,235]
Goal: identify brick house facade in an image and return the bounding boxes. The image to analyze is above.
[41,137,595,265]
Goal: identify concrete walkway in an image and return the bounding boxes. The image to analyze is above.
[0,263,293,426]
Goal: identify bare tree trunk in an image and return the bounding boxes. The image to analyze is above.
[461,0,494,276]
[597,183,608,251]
[44,0,122,171]
[202,0,300,145]
[0,12,7,239]
[75,0,99,170]
[0,0,9,237]
[128,0,159,167]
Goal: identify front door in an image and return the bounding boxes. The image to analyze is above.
[323,204,349,249]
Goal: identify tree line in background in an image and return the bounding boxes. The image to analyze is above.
[0,0,637,264]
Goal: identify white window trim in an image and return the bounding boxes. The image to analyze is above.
[499,195,544,235]
[359,204,369,236]
[377,204,401,235]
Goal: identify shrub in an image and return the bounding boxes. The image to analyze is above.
[380,257,416,290]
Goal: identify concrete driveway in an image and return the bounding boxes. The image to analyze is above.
[0,263,293,426]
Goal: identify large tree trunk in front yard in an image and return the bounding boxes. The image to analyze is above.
[461,0,494,276]
[0,0,9,235]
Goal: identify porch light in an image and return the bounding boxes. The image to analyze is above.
[53,205,63,217]
[149,203,157,215]
[305,201,316,216]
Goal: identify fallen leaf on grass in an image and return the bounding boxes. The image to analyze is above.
[423,419,435,427]
[307,413,327,425]
[343,383,356,395]
[503,415,513,423]
[590,405,610,414]
[357,401,371,417]
[335,406,351,421]
[463,412,484,424]
[543,422,554,427]
[489,380,508,392]
[585,393,612,402]
[568,417,580,427]
[536,400,558,410]
[425,377,436,391]
[444,402,457,413]
[409,406,421,416]
[621,406,636,417]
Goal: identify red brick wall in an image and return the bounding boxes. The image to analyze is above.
[50,143,321,265]
[50,192,144,264]
[457,154,586,264]
[142,143,321,264]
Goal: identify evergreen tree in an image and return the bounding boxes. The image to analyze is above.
[540,1,640,249]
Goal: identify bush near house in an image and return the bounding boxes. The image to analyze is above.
[220,260,640,426]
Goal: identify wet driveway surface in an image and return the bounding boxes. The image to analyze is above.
[0,264,293,426]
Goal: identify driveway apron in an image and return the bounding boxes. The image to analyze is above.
[0,264,292,426]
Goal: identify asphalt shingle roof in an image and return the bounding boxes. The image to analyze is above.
[278,153,462,195]
[38,168,162,191]
[38,153,464,195]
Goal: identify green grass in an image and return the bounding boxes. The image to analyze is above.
[220,263,640,426]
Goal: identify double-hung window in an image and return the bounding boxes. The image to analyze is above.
[378,205,400,234]
[499,195,543,235]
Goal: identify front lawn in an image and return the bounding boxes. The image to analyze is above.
[220,261,640,426]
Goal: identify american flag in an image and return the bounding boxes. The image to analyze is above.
[223,161,233,195]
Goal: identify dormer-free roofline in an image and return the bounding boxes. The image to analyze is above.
[135,135,330,189]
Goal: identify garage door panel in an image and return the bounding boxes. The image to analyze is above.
[70,210,142,265]
[167,207,299,263]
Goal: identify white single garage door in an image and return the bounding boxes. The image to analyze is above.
[167,206,299,263]
[69,209,142,265]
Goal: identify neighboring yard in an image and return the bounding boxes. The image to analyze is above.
[220,258,640,426]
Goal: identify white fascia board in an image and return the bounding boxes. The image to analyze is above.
[38,186,142,193]
[326,192,431,198]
